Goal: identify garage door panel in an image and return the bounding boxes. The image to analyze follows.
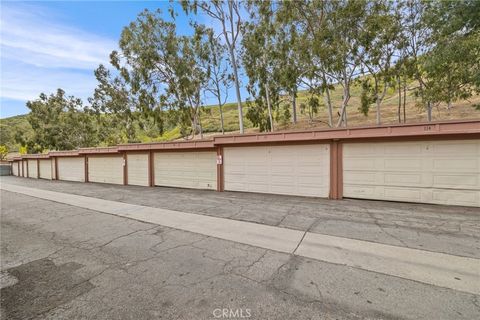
[89,156,123,185]
[433,159,476,172]
[432,141,478,155]
[343,140,480,206]
[344,171,376,184]
[224,144,330,198]
[433,174,480,189]
[127,154,149,186]
[344,158,376,170]
[12,163,18,176]
[28,160,38,178]
[384,187,422,201]
[432,189,479,207]
[384,173,422,185]
[384,159,422,171]
[154,151,216,190]
[385,144,423,154]
[57,157,85,182]
[39,160,52,179]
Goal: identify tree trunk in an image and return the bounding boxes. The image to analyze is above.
[191,114,197,140]
[376,98,381,125]
[197,108,203,139]
[227,1,244,134]
[219,104,225,134]
[291,90,297,124]
[216,86,225,134]
[336,82,350,128]
[266,86,274,132]
[397,75,401,123]
[230,48,244,134]
[375,80,381,125]
[403,78,407,123]
[323,73,333,127]
[427,101,432,122]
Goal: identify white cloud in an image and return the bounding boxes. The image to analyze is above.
[0,3,117,105]
[1,60,98,101]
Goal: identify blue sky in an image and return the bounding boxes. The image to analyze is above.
[0,1,247,118]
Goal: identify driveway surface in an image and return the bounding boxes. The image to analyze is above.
[1,176,479,319]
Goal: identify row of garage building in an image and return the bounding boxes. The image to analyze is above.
[9,120,480,207]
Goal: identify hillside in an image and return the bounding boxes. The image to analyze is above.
[2,82,479,151]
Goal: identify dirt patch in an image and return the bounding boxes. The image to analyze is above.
[1,258,94,320]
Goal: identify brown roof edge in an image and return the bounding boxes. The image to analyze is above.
[49,150,80,157]
[78,146,119,154]
[117,139,214,151]
[21,154,51,159]
[212,119,480,145]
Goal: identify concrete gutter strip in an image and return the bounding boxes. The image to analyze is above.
[1,183,479,295]
[295,232,480,295]
[1,183,303,254]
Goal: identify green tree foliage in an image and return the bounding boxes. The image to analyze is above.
[0,145,8,160]
[243,0,283,132]
[25,89,97,152]
[97,9,212,140]
[202,27,233,134]
[420,0,480,112]
[90,64,140,144]
[18,146,27,155]
[182,0,246,134]
[357,0,403,124]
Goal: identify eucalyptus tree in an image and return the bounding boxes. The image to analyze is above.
[90,64,139,144]
[243,0,281,132]
[26,89,97,152]
[420,0,480,113]
[357,0,403,125]
[401,0,437,121]
[324,0,367,127]
[203,27,233,134]
[277,0,366,128]
[272,2,305,124]
[182,0,246,134]
[99,9,210,139]
[277,0,334,126]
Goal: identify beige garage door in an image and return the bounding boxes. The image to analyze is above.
[224,144,330,197]
[57,157,85,182]
[12,162,18,176]
[27,160,38,178]
[127,153,149,186]
[39,159,52,180]
[21,161,24,176]
[88,156,124,185]
[154,151,216,190]
[343,140,480,207]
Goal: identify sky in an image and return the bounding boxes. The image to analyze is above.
[0,1,247,118]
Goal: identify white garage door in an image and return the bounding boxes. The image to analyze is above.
[127,153,149,186]
[27,160,38,178]
[88,156,124,185]
[343,140,480,207]
[12,162,18,176]
[154,151,216,190]
[224,144,330,197]
[57,157,85,182]
[39,159,52,180]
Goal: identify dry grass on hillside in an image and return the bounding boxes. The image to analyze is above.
[195,85,480,139]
